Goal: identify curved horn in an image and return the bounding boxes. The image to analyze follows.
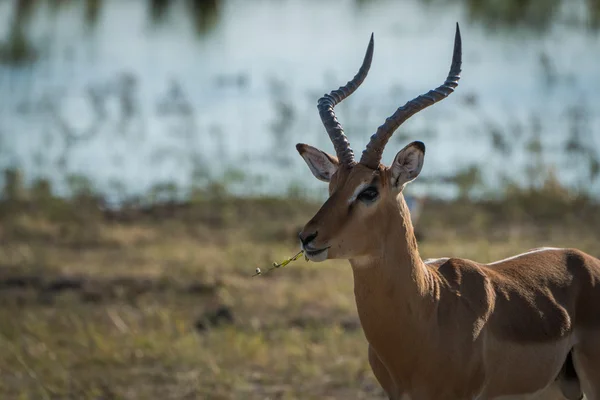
[360,23,462,169]
[317,33,374,166]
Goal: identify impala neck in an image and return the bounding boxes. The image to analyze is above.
[350,194,434,326]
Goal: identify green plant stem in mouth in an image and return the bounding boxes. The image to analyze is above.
[252,250,305,276]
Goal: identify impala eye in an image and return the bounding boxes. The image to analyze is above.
[357,187,378,203]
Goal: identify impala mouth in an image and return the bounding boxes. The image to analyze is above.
[303,246,330,262]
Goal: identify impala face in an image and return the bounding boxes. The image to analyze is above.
[295,25,462,262]
[297,142,425,262]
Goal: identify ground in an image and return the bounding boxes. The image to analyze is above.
[1,191,599,399]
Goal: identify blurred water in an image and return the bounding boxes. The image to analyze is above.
[0,0,599,201]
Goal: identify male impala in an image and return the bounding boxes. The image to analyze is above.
[296,24,600,399]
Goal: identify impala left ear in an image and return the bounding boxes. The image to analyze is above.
[390,141,425,189]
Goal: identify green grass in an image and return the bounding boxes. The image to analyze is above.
[1,191,599,399]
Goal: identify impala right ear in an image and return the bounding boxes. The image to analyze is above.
[296,143,339,182]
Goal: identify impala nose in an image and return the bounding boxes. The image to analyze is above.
[299,231,318,247]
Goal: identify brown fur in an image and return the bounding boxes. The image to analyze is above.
[298,161,600,399]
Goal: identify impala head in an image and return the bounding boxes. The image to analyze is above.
[297,24,462,262]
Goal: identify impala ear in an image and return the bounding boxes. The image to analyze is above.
[296,143,339,182]
[390,141,425,189]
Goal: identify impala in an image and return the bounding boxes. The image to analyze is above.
[296,24,600,399]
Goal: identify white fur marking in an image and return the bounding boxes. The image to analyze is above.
[486,247,562,266]
[424,257,450,265]
[347,182,369,204]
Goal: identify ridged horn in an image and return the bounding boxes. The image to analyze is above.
[317,33,374,166]
[360,23,462,168]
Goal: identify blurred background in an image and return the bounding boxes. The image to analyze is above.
[1,0,599,399]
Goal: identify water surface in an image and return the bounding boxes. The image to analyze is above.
[0,0,599,201]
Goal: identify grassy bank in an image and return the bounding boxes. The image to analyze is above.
[1,186,599,399]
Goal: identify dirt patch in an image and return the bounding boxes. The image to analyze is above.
[0,269,219,306]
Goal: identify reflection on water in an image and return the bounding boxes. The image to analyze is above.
[0,0,599,201]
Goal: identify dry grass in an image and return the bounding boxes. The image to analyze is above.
[1,192,599,399]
